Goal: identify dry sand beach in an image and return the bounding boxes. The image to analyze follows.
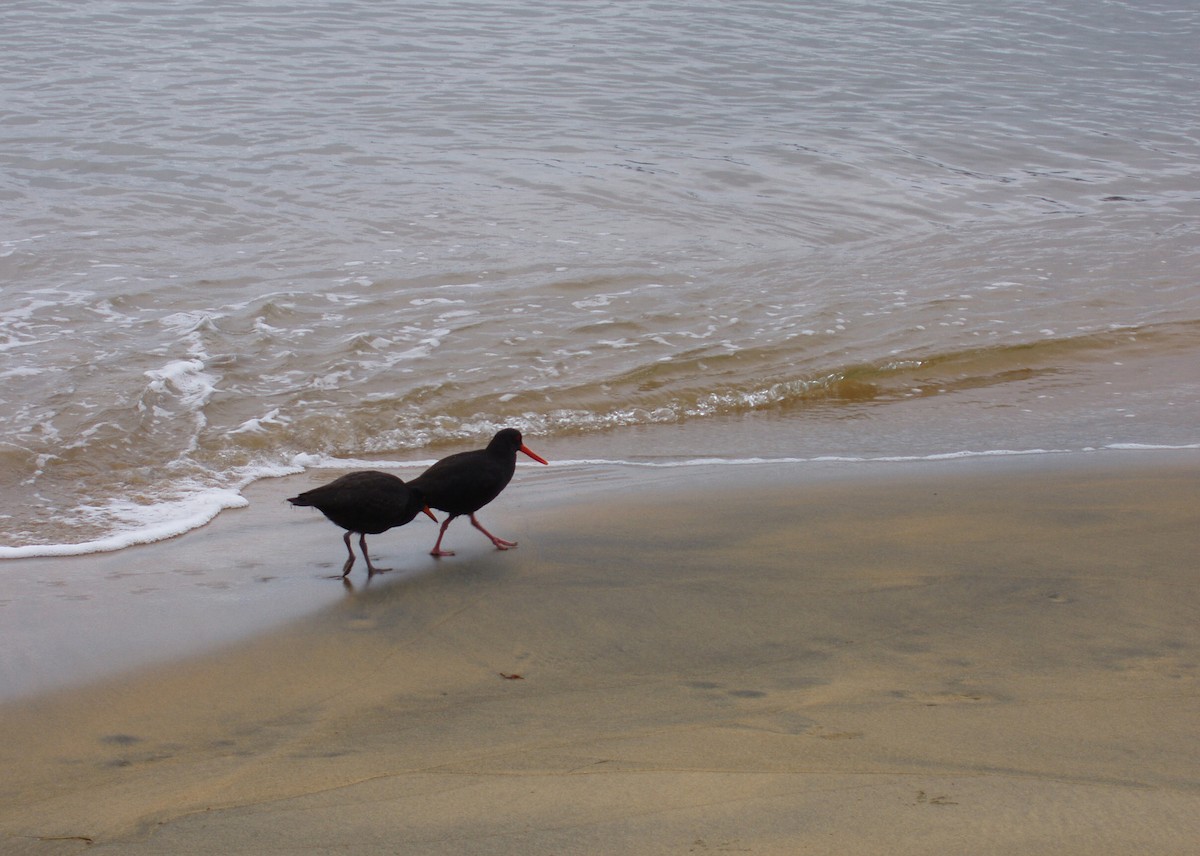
[2,451,1199,854]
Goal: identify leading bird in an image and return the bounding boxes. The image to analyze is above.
[408,428,549,557]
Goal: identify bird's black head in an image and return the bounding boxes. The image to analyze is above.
[488,427,549,465]
[488,428,524,453]
[407,486,438,523]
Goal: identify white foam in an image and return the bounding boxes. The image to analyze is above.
[0,366,45,380]
[143,358,216,409]
[509,443,1200,470]
[289,452,439,471]
[292,443,1199,475]
[1104,442,1200,451]
[0,490,247,559]
[0,461,304,560]
[229,409,291,435]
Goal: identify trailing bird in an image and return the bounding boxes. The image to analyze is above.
[288,470,436,576]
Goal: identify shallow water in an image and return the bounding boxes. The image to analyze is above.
[2,0,1199,553]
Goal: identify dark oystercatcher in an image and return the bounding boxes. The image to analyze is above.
[287,471,437,577]
[408,428,549,557]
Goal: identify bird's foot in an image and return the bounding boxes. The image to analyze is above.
[469,515,519,550]
[430,548,456,558]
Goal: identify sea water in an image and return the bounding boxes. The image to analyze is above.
[2,0,1198,555]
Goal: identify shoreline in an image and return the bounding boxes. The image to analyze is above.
[2,449,1199,853]
[1,445,1192,702]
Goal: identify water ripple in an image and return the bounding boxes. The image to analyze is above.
[2,0,1198,549]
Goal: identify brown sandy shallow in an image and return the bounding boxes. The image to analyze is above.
[2,451,1199,854]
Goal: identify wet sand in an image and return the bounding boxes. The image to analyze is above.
[2,451,1199,854]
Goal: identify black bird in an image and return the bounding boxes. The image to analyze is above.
[288,471,437,576]
[408,428,549,557]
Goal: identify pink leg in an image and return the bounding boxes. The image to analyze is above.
[470,514,517,549]
[429,517,457,557]
[360,533,390,575]
[341,531,356,576]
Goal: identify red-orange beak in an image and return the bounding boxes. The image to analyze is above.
[520,444,549,465]
[422,505,438,523]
